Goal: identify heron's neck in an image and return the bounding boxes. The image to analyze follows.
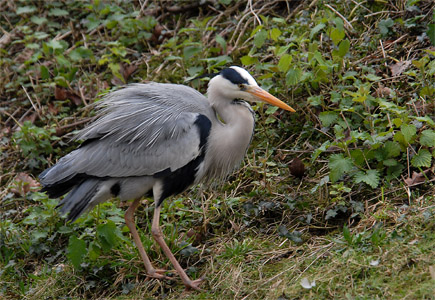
[203,91,255,181]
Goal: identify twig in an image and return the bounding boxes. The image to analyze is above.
[325,4,354,32]
[379,39,387,67]
[247,0,261,26]
[21,85,42,120]
[364,10,403,18]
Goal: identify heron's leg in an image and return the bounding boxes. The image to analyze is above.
[124,198,170,280]
[151,204,204,291]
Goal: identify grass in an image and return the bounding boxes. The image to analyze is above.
[1,0,435,299]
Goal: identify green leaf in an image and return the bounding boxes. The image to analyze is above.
[420,129,435,147]
[383,158,398,166]
[254,29,267,48]
[319,111,338,127]
[49,8,69,16]
[310,23,325,39]
[46,40,64,51]
[401,124,416,143]
[383,141,401,158]
[337,39,350,57]
[353,170,380,188]
[30,16,47,25]
[343,225,352,244]
[379,18,394,36]
[364,74,382,81]
[278,54,292,73]
[40,65,50,80]
[68,47,94,61]
[17,6,36,15]
[286,68,302,86]
[240,55,258,66]
[215,34,226,53]
[411,149,432,167]
[329,154,353,182]
[96,220,122,251]
[183,46,202,60]
[270,28,282,41]
[67,235,87,269]
[330,27,345,45]
[427,24,435,46]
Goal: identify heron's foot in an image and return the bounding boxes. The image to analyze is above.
[146,268,172,281]
[183,277,205,291]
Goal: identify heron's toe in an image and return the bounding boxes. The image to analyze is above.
[184,277,205,291]
[146,268,172,281]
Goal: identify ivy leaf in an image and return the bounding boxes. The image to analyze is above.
[329,154,353,182]
[67,235,87,269]
[411,149,432,167]
[420,130,435,147]
[354,170,380,188]
[278,225,302,243]
[401,124,416,143]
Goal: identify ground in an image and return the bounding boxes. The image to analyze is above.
[1,1,434,299]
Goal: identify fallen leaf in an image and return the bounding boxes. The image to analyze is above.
[375,85,392,97]
[389,60,411,77]
[54,86,67,100]
[54,86,82,106]
[48,102,59,114]
[10,172,40,196]
[404,170,431,187]
[370,259,380,266]
[300,277,316,289]
[121,63,138,82]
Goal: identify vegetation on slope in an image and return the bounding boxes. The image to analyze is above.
[1,0,434,299]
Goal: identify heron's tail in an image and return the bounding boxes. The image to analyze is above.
[56,179,101,222]
[40,163,100,222]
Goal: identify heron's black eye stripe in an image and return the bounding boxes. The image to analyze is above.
[220,68,249,85]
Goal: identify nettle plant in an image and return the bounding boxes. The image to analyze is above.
[312,65,435,189]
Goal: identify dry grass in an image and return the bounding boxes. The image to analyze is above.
[1,0,435,299]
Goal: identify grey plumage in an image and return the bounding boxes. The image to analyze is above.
[39,66,295,290]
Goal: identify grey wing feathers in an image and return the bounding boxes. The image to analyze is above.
[41,83,213,183]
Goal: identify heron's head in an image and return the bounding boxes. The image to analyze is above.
[208,66,295,112]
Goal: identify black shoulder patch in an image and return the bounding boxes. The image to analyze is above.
[220,68,249,85]
[155,114,211,207]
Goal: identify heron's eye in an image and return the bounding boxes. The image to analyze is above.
[238,84,245,90]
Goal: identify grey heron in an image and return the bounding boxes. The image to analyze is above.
[39,66,295,290]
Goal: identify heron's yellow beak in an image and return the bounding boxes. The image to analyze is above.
[247,87,296,112]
